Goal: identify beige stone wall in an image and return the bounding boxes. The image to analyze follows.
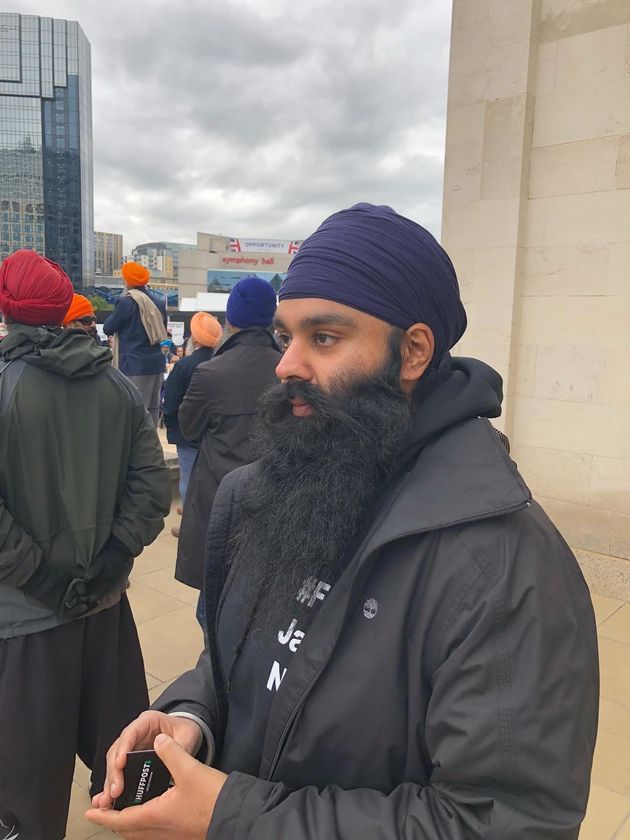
[442,0,630,592]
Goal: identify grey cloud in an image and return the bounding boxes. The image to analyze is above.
[13,0,451,249]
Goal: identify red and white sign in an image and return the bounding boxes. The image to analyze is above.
[227,238,302,254]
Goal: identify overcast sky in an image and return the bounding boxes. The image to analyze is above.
[14,0,452,253]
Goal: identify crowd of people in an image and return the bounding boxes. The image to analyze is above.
[0,203,599,840]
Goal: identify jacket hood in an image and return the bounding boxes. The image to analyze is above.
[360,356,526,553]
[404,354,502,460]
[214,326,279,358]
[0,323,112,379]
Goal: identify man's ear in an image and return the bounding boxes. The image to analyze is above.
[399,324,435,395]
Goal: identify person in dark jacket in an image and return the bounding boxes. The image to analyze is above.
[103,261,167,425]
[88,205,598,840]
[0,250,172,840]
[174,276,280,592]
[163,311,222,537]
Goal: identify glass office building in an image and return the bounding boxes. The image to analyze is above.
[0,13,94,288]
[132,242,197,280]
[95,230,123,276]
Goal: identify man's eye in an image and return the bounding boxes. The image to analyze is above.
[277,333,291,349]
[314,333,337,346]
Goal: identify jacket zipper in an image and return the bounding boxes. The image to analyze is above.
[265,592,357,781]
[264,497,531,780]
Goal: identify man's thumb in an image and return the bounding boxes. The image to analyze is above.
[154,733,195,784]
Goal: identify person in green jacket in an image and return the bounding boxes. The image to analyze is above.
[0,250,171,840]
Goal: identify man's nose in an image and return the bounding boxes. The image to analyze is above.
[275,340,312,382]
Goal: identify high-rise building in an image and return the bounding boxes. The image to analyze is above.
[131,242,196,280]
[94,230,122,276]
[0,13,94,288]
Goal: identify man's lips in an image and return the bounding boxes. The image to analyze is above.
[289,397,314,417]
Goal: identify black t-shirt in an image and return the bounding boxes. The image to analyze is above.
[217,573,338,775]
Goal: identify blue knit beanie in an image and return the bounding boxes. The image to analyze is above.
[226,275,277,328]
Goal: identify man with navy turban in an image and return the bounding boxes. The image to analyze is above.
[89,205,597,840]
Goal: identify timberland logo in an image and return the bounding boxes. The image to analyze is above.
[363,598,378,619]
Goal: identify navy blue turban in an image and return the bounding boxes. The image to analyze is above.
[279,203,467,364]
[227,275,277,328]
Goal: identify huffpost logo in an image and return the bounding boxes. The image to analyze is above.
[134,760,152,803]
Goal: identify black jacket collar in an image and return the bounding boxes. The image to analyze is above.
[363,417,531,558]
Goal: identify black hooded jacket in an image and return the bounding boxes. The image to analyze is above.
[155,357,599,840]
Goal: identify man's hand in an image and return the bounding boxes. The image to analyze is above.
[91,711,204,810]
[85,734,228,839]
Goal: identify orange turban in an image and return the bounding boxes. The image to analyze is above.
[63,293,94,325]
[191,312,222,348]
[121,261,150,287]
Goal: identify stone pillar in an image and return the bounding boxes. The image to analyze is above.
[442,0,540,435]
[442,0,630,595]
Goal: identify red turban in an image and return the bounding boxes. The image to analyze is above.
[191,311,222,347]
[63,293,94,325]
[0,250,74,326]
[121,262,150,287]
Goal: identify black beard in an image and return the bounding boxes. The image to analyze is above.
[228,357,412,616]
